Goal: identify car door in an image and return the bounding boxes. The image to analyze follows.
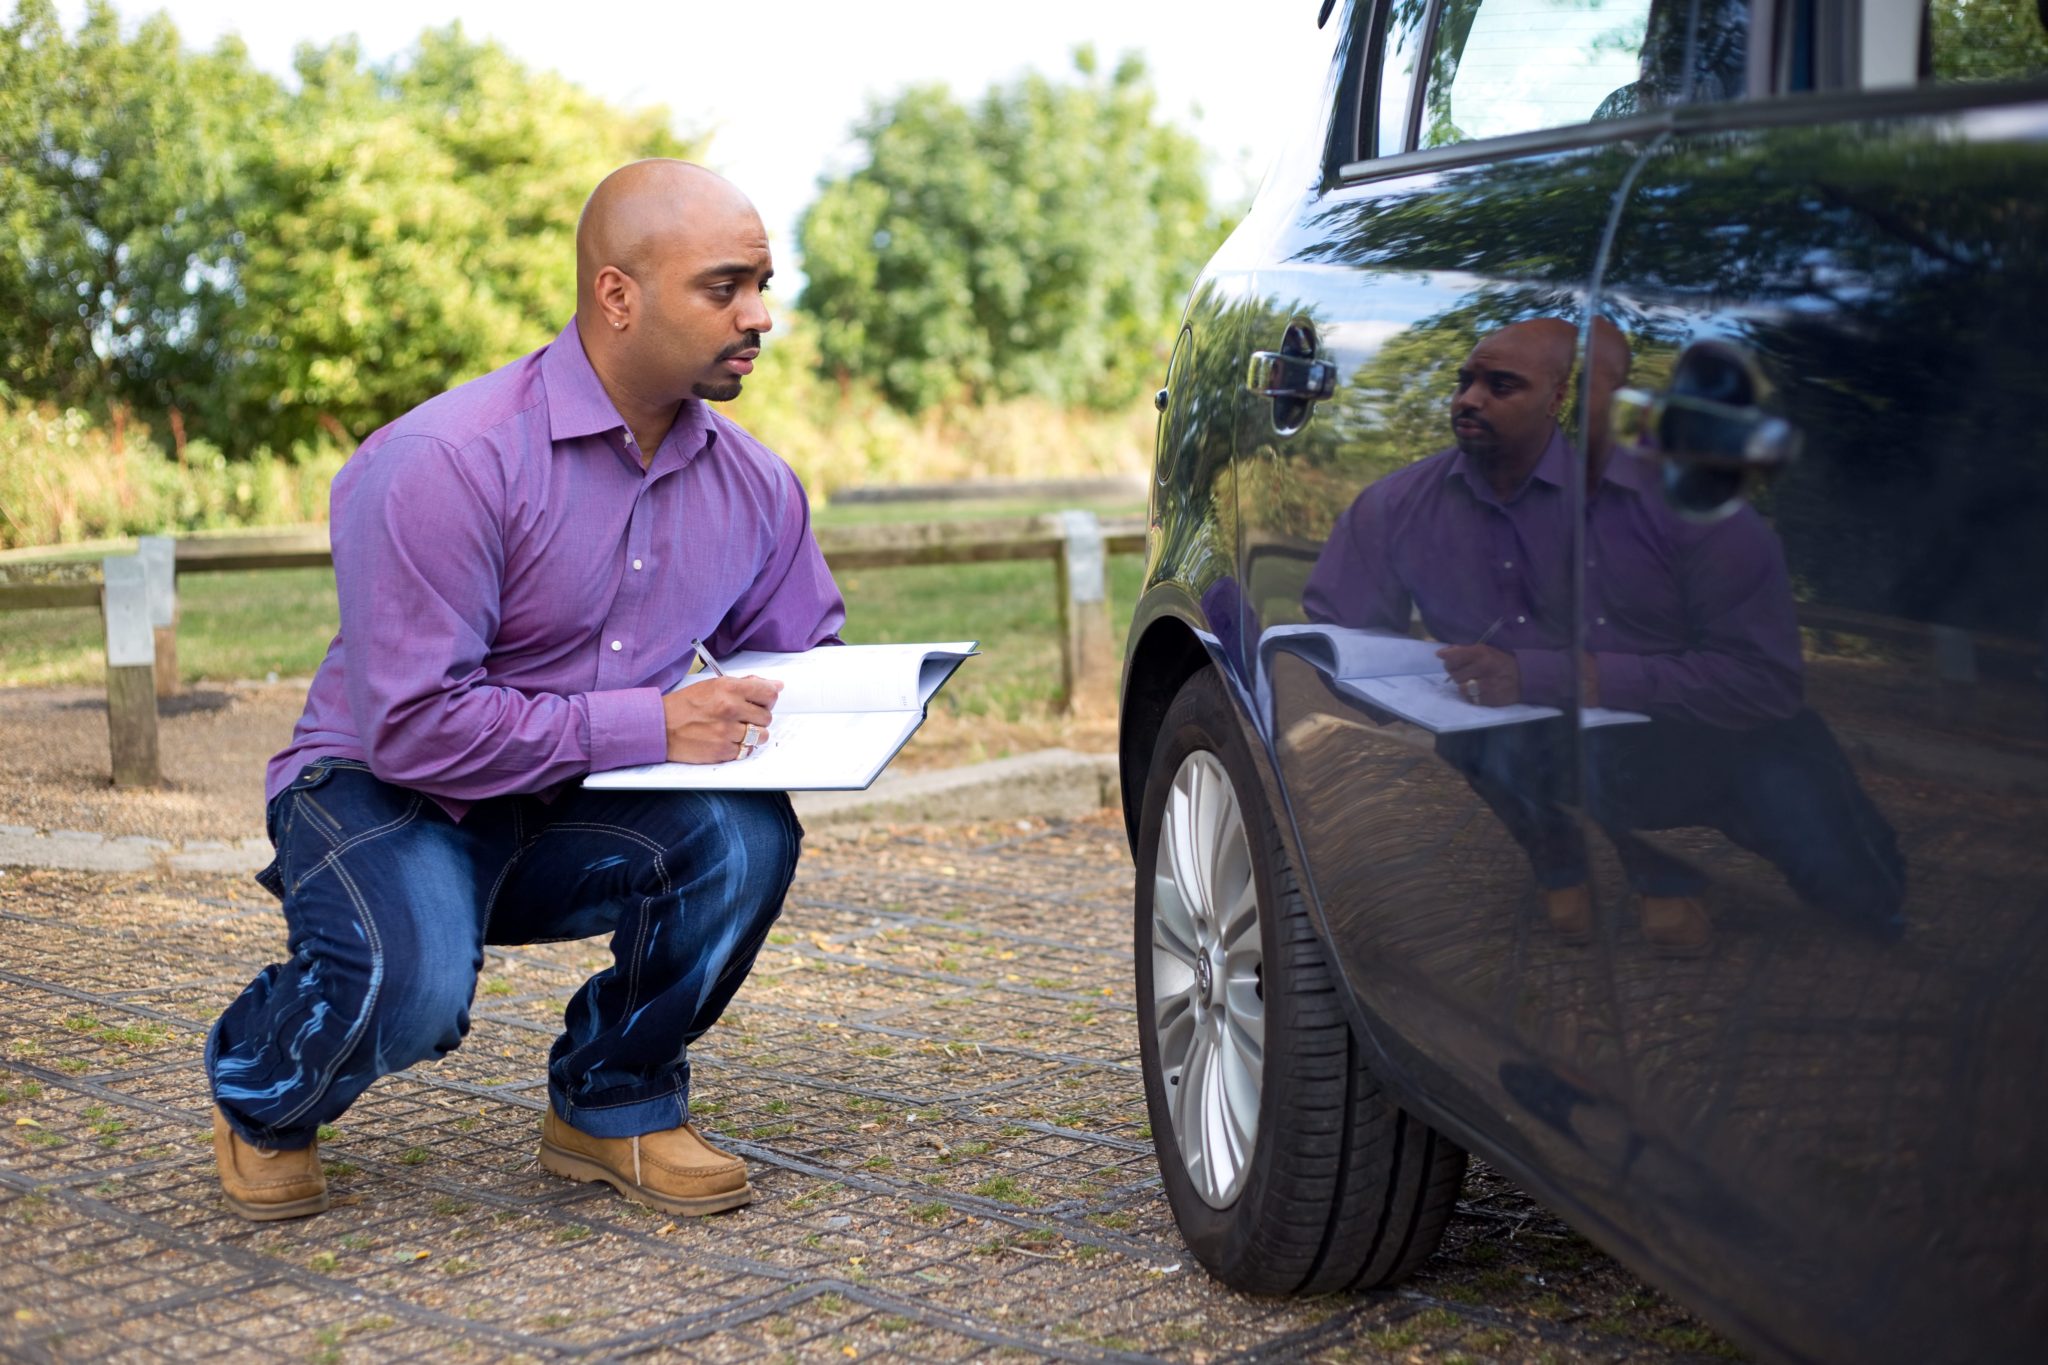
[1588,1,2048,1358]
[1235,0,1672,1223]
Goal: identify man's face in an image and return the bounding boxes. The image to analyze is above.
[1450,330,1566,464]
[638,199,774,403]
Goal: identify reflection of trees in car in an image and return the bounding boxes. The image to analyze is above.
[1602,126,2048,642]
[1929,0,2048,83]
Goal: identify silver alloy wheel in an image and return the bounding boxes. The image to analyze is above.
[1151,749,1267,1208]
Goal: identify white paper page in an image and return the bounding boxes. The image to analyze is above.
[1260,624,1454,680]
[1344,674,1650,734]
[675,641,976,714]
[583,711,919,791]
[1347,674,1565,732]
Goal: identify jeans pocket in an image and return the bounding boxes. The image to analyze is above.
[275,761,355,893]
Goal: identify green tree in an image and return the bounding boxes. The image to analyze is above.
[797,48,1227,413]
[0,0,259,414]
[215,24,697,450]
[1929,0,2048,82]
[0,3,697,453]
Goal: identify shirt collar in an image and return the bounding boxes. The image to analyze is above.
[540,318,718,462]
[1445,425,1570,505]
[542,319,626,442]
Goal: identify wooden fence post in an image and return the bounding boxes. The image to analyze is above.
[139,535,178,698]
[101,554,160,787]
[1054,510,1113,713]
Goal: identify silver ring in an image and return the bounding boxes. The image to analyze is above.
[742,723,765,748]
[1464,680,1481,702]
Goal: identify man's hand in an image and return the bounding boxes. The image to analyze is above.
[1437,643,1520,707]
[663,676,783,763]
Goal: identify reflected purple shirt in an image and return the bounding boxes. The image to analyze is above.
[268,320,845,816]
[1303,427,1802,729]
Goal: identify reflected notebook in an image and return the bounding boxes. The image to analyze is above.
[584,641,978,792]
[1259,625,1649,734]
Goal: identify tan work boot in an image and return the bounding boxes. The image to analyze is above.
[1542,884,1594,943]
[1640,895,1713,956]
[539,1107,752,1215]
[212,1108,327,1222]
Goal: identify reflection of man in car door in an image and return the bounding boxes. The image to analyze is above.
[1303,318,1905,950]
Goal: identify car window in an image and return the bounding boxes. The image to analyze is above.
[1419,0,1659,146]
[1372,0,1434,155]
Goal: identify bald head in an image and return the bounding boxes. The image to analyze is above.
[574,159,775,417]
[576,160,757,312]
[1584,317,1634,469]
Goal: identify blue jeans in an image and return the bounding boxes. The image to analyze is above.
[207,760,800,1150]
[1436,710,1906,939]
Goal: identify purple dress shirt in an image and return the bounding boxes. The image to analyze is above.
[1302,427,1802,729]
[268,320,845,817]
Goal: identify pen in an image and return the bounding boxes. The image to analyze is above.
[1472,616,1506,648]
[691,638,726,677]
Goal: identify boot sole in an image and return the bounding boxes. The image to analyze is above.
[223,1189,329,1222]
[538,1141,753,1216]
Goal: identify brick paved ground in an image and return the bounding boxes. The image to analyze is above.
[0,812,1739,1363]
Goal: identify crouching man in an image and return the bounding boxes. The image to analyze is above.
[207,160,842,1221]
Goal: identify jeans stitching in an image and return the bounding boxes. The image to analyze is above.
[531,819,673,1017]
[295,794,425,895]
[271,847,387,1132]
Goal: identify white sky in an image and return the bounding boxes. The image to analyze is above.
[57,0,1342,289]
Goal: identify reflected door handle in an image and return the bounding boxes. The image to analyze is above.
[1612,386,1801,518]
[1245,351,1337,401]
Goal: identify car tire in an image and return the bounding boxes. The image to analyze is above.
[1134,666,1467,1294]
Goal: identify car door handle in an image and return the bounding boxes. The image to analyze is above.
[1245,351,1337,401]
[1611,387,1801,471]
[1611,386,1801,518]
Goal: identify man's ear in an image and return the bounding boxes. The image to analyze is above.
[1549,372,1573,418]
[594,265,638,331]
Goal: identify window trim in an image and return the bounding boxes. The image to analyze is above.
[1332,2,2048,186]
[1338,77,2048,184]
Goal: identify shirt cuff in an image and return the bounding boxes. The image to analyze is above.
[584,687,668,773]
[1513,648,1575,707]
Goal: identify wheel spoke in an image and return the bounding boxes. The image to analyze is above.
[1176,1031,1210,1189]
[1218,874,1260,955]
[1221,1009,1265,1125]
[1155,990,1196,1065]
[1151,872,1202,967]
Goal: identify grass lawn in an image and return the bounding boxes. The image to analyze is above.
[0,501,1149,720]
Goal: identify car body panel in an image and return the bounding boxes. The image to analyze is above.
[1122,2,2048,1358]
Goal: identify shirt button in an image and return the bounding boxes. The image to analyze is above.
[632,558,643,571]
[1597,616,1608,626]
[610,640,623,652]
[1502,560,1514,569]
[1516,615,1527,624]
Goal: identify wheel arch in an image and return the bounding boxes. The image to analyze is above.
[1118,611,1214,856]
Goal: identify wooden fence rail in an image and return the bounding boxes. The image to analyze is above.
[0,514,1149,786]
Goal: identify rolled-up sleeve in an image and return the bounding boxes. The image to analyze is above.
[335,436,665,800]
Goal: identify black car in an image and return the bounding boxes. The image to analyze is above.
[1120,2,2048,1361]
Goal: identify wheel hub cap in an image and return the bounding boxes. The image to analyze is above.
[1150,750,1267,1209]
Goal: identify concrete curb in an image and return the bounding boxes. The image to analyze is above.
[0,749,1122,874]
[792,748,1119,829]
